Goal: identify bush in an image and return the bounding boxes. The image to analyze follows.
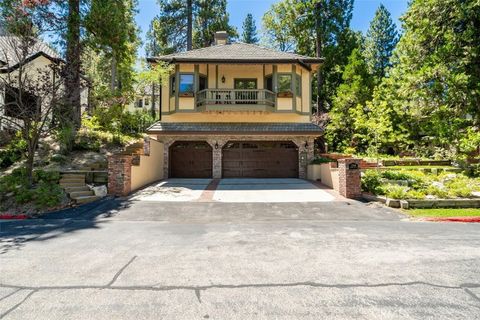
[310,157,334,164]
[385,185,409,199]
[0,168,63,211]
[0,134,27,168]
[425,185,449,198]
[92,105,155,136]
[361,170,383,194]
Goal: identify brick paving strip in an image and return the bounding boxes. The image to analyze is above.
[197,179,220,202]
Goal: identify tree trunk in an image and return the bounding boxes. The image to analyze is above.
[151,83,156,118]
[65,0,82,128]
[187,0,193,51]
[315,1,325,115]
[111,54,117,93]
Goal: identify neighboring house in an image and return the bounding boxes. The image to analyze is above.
[125,85,158,113]
[146,31,323,179]
[0,33,89,131]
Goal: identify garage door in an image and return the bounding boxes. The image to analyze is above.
[222,141,299,178]
[170,141,212,178]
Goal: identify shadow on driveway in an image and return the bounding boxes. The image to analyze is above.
[0,197,130,255]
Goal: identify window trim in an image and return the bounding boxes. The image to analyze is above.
[169,74,176,97]
[295,74,302,97]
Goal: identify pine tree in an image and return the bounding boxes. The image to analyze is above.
[241,13,258,44]
[146,0,237,54]
[327,48,374,152]
[363,4,398,78]
[262,0,357,112]
[193,0,237,48]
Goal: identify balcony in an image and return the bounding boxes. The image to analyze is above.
[196,89,276,112]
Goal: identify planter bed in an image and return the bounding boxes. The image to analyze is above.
[399,198,480,209]
[362,193,480,209]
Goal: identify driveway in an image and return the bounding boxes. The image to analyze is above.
[131,178,338,203]
[0,198,480,319]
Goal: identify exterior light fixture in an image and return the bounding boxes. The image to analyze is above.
[221,75,226,83]
[215,142,219,149]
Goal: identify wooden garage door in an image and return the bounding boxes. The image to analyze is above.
[170,141,212,178]
[222,141,299,178]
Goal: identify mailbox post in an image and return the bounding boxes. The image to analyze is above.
[338,158,362,199]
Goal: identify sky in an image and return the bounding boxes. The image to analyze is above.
[135,0,409,57]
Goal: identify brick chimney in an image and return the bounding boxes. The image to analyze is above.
[214,31,228,45]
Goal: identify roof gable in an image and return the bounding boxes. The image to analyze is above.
[0,35,60,71]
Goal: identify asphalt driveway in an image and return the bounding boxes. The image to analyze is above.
[0,197,479,319]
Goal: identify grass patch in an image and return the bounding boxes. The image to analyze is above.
[407,208,480,217]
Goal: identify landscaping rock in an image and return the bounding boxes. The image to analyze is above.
[91,185,108,197]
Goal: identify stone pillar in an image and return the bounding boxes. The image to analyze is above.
[108,155,133,196]
[209,139,225,179]
[338,158,362,199]
[296,137,315,179]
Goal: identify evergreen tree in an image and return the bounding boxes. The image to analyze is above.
[262,0,358,112]
[193,0,237,48]
[85,0,139,95]
[241,13,258,44]
[146,0,237,54]
[370,0,480,156]
[363,4,398,78]
[327,48,374,153]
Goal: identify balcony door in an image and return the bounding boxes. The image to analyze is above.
[234,79,257,104]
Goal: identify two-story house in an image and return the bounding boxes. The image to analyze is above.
[146,31,323,179]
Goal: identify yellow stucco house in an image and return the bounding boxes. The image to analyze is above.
[0,33,89,133]
[146,31,323,179]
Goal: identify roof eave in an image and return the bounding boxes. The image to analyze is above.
[147,57,323,71]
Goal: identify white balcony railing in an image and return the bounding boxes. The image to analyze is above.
[196,89,276,107]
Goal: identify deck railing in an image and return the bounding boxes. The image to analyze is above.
[196,89,276,107]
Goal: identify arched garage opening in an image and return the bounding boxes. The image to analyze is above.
[222,141,299,178]
[169,141,212,178]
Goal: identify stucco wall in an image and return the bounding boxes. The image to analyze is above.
[161,112,311,123]
[131,139,164,191]
[307,164,339,191]
[163,62,313,118]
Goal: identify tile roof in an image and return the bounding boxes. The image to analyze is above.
[148,42,323,65]
[0,35,60,71]
[147,122,323,134]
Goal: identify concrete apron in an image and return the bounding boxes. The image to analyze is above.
[130,178,339,203]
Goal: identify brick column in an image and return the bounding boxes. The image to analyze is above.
[108,155,133,196]
[338,158,362,199]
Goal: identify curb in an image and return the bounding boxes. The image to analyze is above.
[422,216,480,223]
[0,214,28,220]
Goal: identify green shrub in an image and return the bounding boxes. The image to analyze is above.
[361,170,383,194]
[405,189,426,199]
[425,185,449,198]
[0,168,63,210]
[385,185,409,199]
[0,134,27,168]
[32,182,63,208]
[310,157,334,164]
[50,154,68,164]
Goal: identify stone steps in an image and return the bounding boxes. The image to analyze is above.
[59,173,100,205]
